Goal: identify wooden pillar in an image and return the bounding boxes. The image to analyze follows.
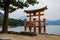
[33,18,36,33]
[38,12,41,34]
[29,13,32,32]
[43,19,46,33]
[24,19,26,31]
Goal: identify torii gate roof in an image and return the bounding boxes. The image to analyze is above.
[24,6,48,13]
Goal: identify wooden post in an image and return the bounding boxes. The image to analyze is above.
[24,19,26,31]
[43,19,46,33]
[38,12,41,34]
[29,13,32,32]
[33,18,36,33]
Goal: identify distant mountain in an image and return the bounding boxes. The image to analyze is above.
[17,16,60,25]
[0,12,4,19]
[46,20,60,25]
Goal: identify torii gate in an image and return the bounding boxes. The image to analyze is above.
[24,6,47,34]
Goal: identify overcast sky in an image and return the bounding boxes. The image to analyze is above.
[0,0,60,20]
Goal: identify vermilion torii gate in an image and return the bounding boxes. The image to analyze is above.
[24,6,47,34]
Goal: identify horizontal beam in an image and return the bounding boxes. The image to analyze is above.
[27,20,44,22]
[26,26,44,27]
[27,14,44,17]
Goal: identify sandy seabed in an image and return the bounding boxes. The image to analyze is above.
[0,33,60,40]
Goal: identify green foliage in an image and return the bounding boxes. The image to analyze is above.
[8,18,24,26]
[0,18,24,26]
[0,0,38,12]
[27,0,37,5]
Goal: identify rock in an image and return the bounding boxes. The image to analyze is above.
[20,31,37,36]
[7,31,37,36]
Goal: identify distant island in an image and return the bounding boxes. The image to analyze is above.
[46,20,60,25]
[0,12,24,26]
[0,12,60,27]
[0,12,4,19]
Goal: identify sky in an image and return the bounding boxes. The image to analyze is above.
[0,0,60,20]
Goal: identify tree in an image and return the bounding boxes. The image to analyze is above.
[0,19,3,26]
[0,0,38,33]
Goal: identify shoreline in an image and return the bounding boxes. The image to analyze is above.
[0,31,60,36]
[0,33,60,40]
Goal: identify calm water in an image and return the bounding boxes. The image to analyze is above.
[0,25,60,35]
